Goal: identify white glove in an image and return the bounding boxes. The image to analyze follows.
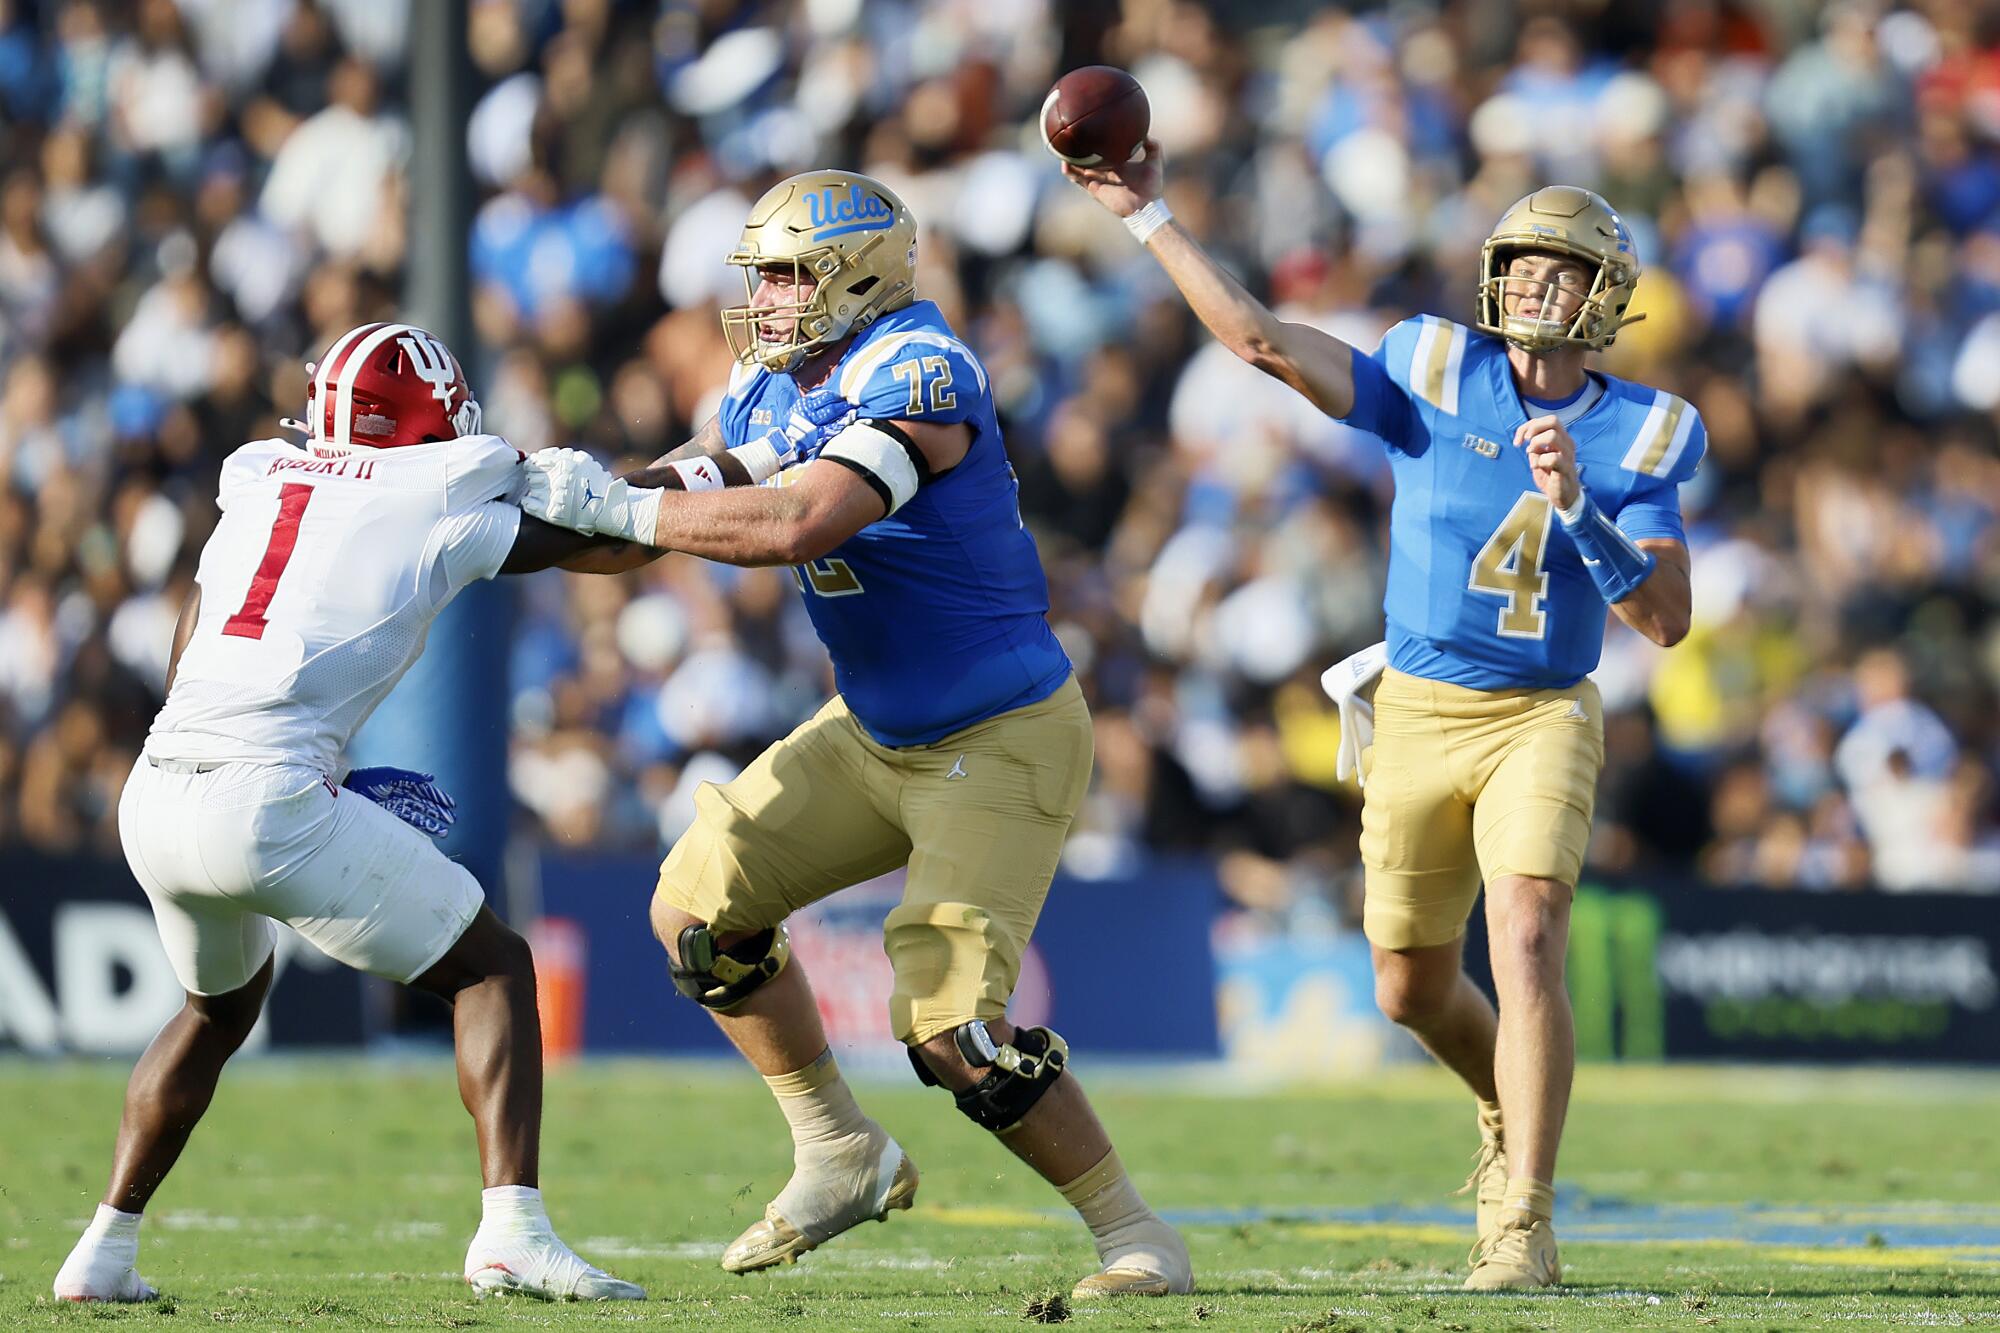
[1320,641,1389,787]
[522,447,662,543]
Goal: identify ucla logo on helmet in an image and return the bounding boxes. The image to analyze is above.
[808,185,895,239]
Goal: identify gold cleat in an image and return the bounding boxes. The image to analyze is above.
[1072,1268,1175,1299]
[1457,1121,1509,1241]
[1463,1215,1561,1291]
[720,1151,919,1273]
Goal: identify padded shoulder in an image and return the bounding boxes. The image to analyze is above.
[443,433,527,509]
[1611,384,1706,483]
[836,323,988,425]
[1376,315,1478,416]
[216,439,289,512]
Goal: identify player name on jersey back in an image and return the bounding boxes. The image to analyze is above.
[145,435,525,773]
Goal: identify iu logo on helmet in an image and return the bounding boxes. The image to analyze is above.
[399,332,461,409]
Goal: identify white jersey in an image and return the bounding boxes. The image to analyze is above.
[147,433,525,773]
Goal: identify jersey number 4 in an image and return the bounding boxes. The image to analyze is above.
[223,483,314,640]
[1469,492,1552,639]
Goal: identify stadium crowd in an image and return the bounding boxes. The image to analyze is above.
[2,0,1999,910]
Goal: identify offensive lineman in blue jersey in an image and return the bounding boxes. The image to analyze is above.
[1066,147,1696,1289]
[521,171,1191,1300]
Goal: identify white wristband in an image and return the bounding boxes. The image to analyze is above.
[601,484,662,544]
[728,436,784,483]
[1124,198,1173,244]
[1556,489,1588,526]
[667,458,727,492]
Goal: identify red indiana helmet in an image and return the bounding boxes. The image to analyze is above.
[287,321,483,450]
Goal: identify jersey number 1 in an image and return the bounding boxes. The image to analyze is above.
[1469,492,1552,639]
[223,483,314,640]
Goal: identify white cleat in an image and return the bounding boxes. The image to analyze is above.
[1070,1215,1194,1300]
[464,1234,646,1301]
[722,1125,919,1273]
[53,1237,159,1303]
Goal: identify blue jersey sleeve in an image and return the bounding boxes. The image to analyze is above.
[1614,406,1706,545]
[838,331,987,426]
[1346,343,1424,453]
[1341,317,1441,454]
[714,363,764,449]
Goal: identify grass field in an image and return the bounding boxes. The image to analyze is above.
[3,1059,1999,1330]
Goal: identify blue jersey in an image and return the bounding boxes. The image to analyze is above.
[716,301,1071,746]
[1344,316,1706,689]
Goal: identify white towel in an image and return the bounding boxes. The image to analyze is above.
[1320,642,1389,787]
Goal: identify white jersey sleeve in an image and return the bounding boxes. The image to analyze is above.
[433,501,521,596]
[444,434,526,510]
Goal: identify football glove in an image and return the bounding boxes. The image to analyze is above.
[772,386,858,466]
[522,447,659,541]
[343,766,457,839]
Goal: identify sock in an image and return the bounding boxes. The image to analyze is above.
[480,1184,551,1239]
[1477,1099,1504,1142]
[84,1204,142,1245]
[1499,1177,1556,1226]
[765,1049,870,1150]
[1058,1149,1156,1260]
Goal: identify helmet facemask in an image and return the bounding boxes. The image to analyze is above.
[1474,186,1644,354]
[720,233,895,374]
[1478,243,1633,354]
[717,170,919,374]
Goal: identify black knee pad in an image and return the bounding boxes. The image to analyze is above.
[907,1021,1069,1134]
[669,923,789,1010]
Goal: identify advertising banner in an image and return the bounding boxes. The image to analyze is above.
[0,849,366,1054]
[532,852,1224,1059]
[1476,881,2000,1064]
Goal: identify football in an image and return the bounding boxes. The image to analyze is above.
[1040,65,1150,166]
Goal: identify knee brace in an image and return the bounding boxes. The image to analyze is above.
[669,923,789,1010]
[908,1020,1068,1134]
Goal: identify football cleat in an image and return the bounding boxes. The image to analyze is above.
[1070,1215,1193,1300]
[721,1128,918,1273]
[464,1235,645,1301]
[1464,1214,1561,1291]
[52,1237,158,1303]
[1457,1108,1510,1242]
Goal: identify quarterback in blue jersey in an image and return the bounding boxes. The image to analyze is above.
[522,170,1191,1301]
[1066,149,1696,1290]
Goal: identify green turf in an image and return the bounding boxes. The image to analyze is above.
[4,1058,1998,1329]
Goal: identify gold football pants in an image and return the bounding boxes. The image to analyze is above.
[656,676,1093,1043]
[1359,668,1604,950]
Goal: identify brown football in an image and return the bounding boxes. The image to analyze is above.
[1041,65,1150,167]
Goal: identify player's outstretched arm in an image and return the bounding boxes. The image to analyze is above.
[499,517,660,575]
[1061,140,1359,419]
[646,414,725,467]
[524,418,966,567]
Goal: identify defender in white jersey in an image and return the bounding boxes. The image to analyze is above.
[54,323,646,1305]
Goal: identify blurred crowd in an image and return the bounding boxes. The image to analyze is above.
[3,0,1999,909]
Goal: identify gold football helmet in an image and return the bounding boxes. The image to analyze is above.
[1476,186,1643,353]
[719,169,919,373]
